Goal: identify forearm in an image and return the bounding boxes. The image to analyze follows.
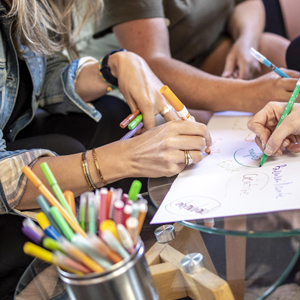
[227,0,265,47]
[17,142,131,210]
[147,56,252,112]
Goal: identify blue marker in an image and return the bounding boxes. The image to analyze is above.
[250,47,289,78]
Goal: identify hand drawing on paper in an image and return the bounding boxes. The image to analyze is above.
[234,147,262,168]
[165,196,221,217]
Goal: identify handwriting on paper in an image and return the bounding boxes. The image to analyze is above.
[225,172,269,197]
[234,147,262,168]
[165,196,221,217]
[272,164,292,199]
[218,160,243,173]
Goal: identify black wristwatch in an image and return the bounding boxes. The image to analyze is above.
[99,49,127,88]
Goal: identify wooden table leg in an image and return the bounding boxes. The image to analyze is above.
[224,217,247,300]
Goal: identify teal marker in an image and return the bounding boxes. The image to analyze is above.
[128,180,142,202]
[128,114,143,130]
[50,206,74,241]
[260,78,300,167]
[40,162,77,221]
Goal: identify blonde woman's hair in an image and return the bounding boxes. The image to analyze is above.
[3,0,102,59]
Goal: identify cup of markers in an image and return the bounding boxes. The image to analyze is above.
[21,163,159,300]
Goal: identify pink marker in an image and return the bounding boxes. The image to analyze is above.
[121,193,128,204]
[113,200,124,225]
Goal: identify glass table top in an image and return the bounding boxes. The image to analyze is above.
[148,176,300,238]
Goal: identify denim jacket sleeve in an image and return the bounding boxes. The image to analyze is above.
[0,130,56,212]
[38,52,101,122]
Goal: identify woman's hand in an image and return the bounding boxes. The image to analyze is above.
[109,51,178,130]
[221,37,261,79]
[97,120,212,181]
[247,102,300,156]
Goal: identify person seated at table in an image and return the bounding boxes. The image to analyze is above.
[94,0,300,115]
[248,101,300,156]
[0,0,212,299]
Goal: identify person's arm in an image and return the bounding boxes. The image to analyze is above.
[247,102,300,156]
[16,120,212,210]
[222,0,265,79]
[113,18,300,113]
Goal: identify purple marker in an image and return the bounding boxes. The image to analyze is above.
[120,122,143,140]
[22,226,43,246]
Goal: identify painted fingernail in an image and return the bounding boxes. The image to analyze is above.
[264,146,273,156]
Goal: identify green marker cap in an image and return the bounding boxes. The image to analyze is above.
[50,206,74,241]
[40,162,57,186]
[128,180,142,201]
[128,114,143,130]
[43,237,60,251]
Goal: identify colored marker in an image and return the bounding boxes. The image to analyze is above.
[106,189,113,219]
[126,217,139,245]
[43,237,61,251]
[79,193,87,231]
[36,195,63,235]
[120,109,140,128]
[36,212,61,241]
[131,203,140,219]
[22,226,43,246]
[22,218,45,238]
[87,233,123,264]
[137,202,148,234]
[259,78,300,167]
[128,180,142,201]
[88,193,96,234]
[250,47,289,78]
[58,237,104,273]
[99,188,108,226]
[63,190,77,218]
[120,121,144,140]
[22,166,86,237]
[128,114,143,130]
[117,224,135,254]
[123,204,133,227]
[24,242,83,275]
[160,85,194,121]
[101,230,130,259]
[72,234,112,268]
[50,206,74,241]
[113,200,124,225]
[40,162,77,221]
[100,220,120,242]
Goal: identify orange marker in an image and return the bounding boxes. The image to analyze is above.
[120,109,140,128]
[160,86,193,121]
[63,190,77,218]
[22,166,86,238]
[137,203,148,234]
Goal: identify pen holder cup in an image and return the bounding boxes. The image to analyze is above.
[58,239,158,300]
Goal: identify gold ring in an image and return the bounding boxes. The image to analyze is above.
[184,150,193,166]
[160,104,174,117]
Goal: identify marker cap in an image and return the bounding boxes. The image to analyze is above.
[160,85,184,112]
[128,180,142,201]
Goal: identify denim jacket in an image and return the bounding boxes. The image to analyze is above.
[0,4,101,212]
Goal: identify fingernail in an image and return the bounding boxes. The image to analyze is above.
[261,139,265,149]
[264,146,273,156]
[282,141,289,148]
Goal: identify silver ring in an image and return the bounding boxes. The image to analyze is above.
[184,150,193,166]
[160,104,174,117]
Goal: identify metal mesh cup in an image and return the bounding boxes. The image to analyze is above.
[58,239,158,300]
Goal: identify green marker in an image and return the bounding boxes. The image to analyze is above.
[40,162,77,221]
[50,206,74,241]
[260,78,300,167]
[128,114,143,130]
[79,193,87,231]
[43,237,60,251]
[128,180,142,202]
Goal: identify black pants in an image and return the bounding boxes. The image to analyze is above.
[286,35,300,72]
[1,96,147,300]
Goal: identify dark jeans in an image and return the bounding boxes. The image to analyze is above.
[1,95,147,300]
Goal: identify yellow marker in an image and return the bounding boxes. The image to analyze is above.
[36,212,51,230]
[160,85,193,121]
[23,242,83,275]
[22,166,86,238]
[100,220,120,242]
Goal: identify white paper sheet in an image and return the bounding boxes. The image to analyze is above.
[150,113,300,224]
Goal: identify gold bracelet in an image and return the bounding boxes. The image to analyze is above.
[92,148,107,186]
[81,151,97,191]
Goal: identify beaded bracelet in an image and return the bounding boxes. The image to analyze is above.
[92,148,107,186]
[81,151,97,191]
